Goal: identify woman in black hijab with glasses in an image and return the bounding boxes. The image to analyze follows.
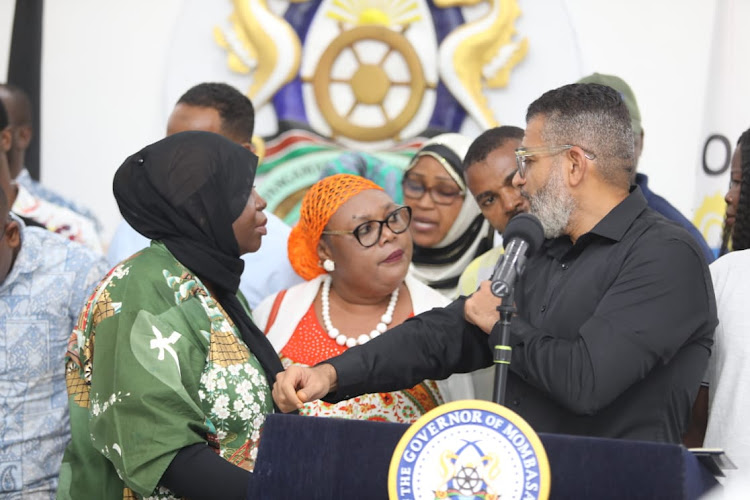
[59,131,284,500]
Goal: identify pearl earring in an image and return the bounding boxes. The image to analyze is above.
[323,259,336,272]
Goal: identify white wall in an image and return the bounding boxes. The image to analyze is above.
[567,0,715,210]
[0,0,746,247]
[40,0,183,244]
[0,1,11,76]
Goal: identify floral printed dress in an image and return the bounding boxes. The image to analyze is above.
[57,242,272,500]
[280,306,445,423]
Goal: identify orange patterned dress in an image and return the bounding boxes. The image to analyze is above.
[279,304,444,423]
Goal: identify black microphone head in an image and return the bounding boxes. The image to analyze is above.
[502,213,545,255]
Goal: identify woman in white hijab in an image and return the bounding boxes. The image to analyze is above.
[402,133,494,297]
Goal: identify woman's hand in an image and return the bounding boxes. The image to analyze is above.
[272,364,338,412]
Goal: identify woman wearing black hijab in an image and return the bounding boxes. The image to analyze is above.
[59,131,284,499]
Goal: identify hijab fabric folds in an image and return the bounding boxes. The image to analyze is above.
[408,133,494,294]
[113,131,285,391]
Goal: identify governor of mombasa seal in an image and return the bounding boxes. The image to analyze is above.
[388,400,550,500]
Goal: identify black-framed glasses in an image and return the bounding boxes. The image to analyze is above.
[322,206,412,248]
[401,175,464,205]
[515,144,596,179]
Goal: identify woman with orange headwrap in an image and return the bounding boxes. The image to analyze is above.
[253,174,473,422]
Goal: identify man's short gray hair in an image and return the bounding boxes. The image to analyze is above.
[526,83,635,188]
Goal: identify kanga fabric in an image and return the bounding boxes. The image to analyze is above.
[113,130,284,394]
[288,173,383,280]
[253,273,474,422]
[0,223,107,499]
[106,215,303,310]
[57,242,273,499]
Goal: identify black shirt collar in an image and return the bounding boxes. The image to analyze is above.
[588,185,648,242]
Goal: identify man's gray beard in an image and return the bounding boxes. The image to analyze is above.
[529,163,576,239]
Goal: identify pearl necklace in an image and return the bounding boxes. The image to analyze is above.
[321,275,399,348]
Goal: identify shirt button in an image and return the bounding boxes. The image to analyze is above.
[540,305,546,312]
[561,263,569,270]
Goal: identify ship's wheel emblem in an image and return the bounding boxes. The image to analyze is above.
[307,24,435,141]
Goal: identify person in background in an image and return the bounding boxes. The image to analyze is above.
[454,125,529,400]
[59,132,286,499]
[684,128,750,449]
[689,127,750,491]
[0,99,108,498]
[577,73,715,263]
[719,128,750,254]
[106,82,302,308]
[402,133,494,297]
[273,83,717,444]
[253,174,473,422]
[457,126,528,296]
[0,83,103,252]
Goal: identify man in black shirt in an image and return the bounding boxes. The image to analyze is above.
[272,83,717,443]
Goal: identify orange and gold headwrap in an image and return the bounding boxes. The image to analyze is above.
[288,174,384,280]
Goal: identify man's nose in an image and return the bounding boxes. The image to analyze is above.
[503,192,523,213]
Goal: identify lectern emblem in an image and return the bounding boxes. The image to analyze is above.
[435,440,500,499]
[388,400,550,500]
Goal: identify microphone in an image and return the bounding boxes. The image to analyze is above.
[490,213,545,297]
[488,213,544,405]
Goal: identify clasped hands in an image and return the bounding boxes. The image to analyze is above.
[271,281,502,412]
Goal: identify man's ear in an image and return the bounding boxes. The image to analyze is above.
[634,129,645,160]
[566,147,589,188]
[5,219,21,250]
[0,128,11,153]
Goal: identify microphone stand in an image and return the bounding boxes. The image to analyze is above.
[485,213,543,406]
[490,283,515,406]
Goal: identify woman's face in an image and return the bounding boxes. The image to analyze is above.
[402,156,464,247]
[724,147,742,230]
[232,188,268,255]
[318,189,412,296]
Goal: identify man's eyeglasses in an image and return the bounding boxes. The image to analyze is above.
[322,206,412,248]
[402,176,464,206]
[515,145,596,179]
